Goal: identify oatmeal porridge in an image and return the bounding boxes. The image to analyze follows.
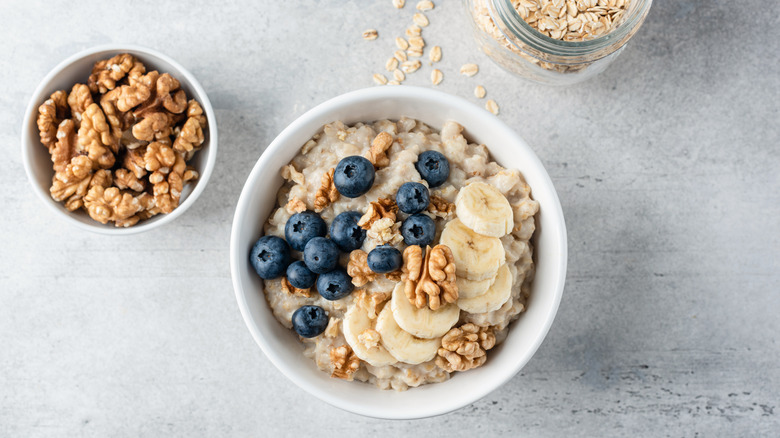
[250,117,539,391]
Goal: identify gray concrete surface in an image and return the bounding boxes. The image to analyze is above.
[1,0,778,436]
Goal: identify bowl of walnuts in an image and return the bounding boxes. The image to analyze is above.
[21,44,217,234]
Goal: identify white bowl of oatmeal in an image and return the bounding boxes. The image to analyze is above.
[21,44,217,234]
[230,86,566,419]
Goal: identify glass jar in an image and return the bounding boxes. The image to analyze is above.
[467,0,653,85]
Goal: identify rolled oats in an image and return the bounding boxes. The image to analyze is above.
[416,0,434,11]
[474,85,487,98]
[395,37,409,50]
[406,25,422,37]
[486,99,500,115]
[406,47,423,58]
[362,29,379,40]
[401,60,422,73]
[392,0,405,8]
[460,63,479,77]
[385,57,399,72]
[413,12,429,27]
[431,69,443,85]
[373,73,389,85]
[393,69,406,82]
[429,45,442,63]
[387,80,401,86]
[394,50,408,62]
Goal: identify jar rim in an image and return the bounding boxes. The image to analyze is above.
[492,0,653,57]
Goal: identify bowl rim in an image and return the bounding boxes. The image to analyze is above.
[229,86,566,419]
[20,43,218,235]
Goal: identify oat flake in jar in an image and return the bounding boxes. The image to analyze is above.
[467,0,652,85]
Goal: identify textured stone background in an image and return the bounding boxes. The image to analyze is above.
[1,0,778,436]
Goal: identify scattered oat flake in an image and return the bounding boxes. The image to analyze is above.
[396,37,409,50]
[393,0,405,8]
[413,13,429,27]
[474,85,486,98]
[407,48,423,58]
[429,46,442,63]
[406,25,421,37]
[401,60,422,73]
[394,50,408,62]
[416,0,434,11]
[460,63,479,77]
[362,29,378,40]
[386,57,399,71]
[486,99,499,115]
[393,69,406,82]
[431,69,443,85]
[388,80,401,85]
[373,73,388,85]
[408,36,425,48]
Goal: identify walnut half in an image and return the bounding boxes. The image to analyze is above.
[314,167,340,212]
[358,197,398,230]
[330,344,360,380]
[435,323,496,373]
[402,244,458,310]
[347,250,377,287]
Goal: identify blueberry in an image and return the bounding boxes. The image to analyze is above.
[415,150,450,188]
[367,245,403,273]
[285,211,327,251]
[286,261,316,289]
[395,182,430,214]
[303,237,339,274]
[291,305,329,338]
[249,235,292,279]
[334,156,375,198]
[316,268,354,300]
[401,213,436,246]
[329,211,367,252]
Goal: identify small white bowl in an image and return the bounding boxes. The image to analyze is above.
[230,86,566,419]
[21,44,218,235]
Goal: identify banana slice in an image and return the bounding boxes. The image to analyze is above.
[390,282,460,339]
[455,181,514,238]
[375,306,441,365]
[439,218,505,281]
[457,263,513,314]
[456,275,494,299]
[343,303,398,367]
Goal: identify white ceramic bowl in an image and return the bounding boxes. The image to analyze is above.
[21,44,218,235]
[230,86,566,419]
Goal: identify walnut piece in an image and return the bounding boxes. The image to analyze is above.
[358,197,398,230]
[402,244,458,310]
[285,196,307,214]
[83,185,148,224]
[37,90,69,150]
[123,146,148,179]
[280,277,312,297]
[364,131,394,168]
[172,100,206,154]
[115,70,158,112]
[77,104,117,169]
[436,323,496,373]
[143,141,176,172]
[50,119,78,174]
[347,250,377,287]
[49,155,94,211]
[87,53,136,94]
[329,345,360,380]
[314,167,340,212]
[152,152,186,214]
[428,194,456,218]
[133,112,173,141]
[114,168,145,192]
[66,84,93,126]
[133,72,187,117]
[355,290,389,320]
